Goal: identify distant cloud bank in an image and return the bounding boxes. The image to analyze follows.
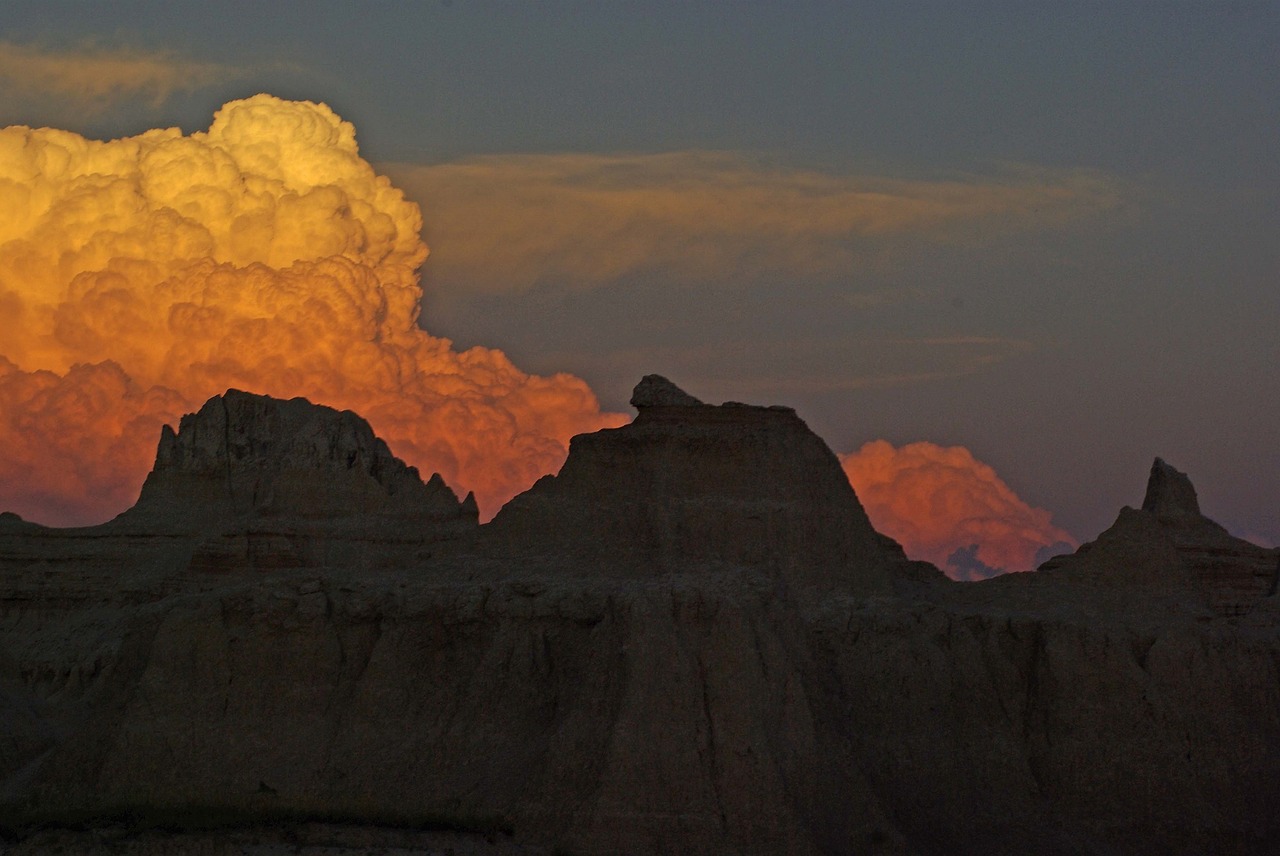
[388,152,1122,295]
[0,41,242,113]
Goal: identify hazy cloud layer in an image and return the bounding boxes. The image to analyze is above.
[0,41,242,113]
[840,440,1075,580]
[543,336,1035,402]
[388,152,1121,295]
[0,95,622,525]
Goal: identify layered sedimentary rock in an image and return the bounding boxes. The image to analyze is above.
[127,390,476,531]
[1,391,479,577]
[486,375,916,593]
[0,380,1276,856]
[1041,457,1278,616]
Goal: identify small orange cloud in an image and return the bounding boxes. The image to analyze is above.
[0,41,240,111]
[0,95,624,526]
[387,152,1121,295]
[840,440,1074,580]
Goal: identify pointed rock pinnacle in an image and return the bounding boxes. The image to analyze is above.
[1141,457,1202,519]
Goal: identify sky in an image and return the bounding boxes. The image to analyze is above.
[0,2,1276,575]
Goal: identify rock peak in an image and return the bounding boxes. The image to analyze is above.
[1141,457,1202,519]
[121,389,476,539]
[489,374,902,592]
[630,374,703,409]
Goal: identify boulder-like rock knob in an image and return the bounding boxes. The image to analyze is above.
[630,374,704,409]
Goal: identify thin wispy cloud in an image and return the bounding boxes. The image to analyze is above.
[0,41,242,112]
[387,152,1123,295]
[542,335,1035,398]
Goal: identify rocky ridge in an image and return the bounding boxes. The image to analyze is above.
[112,390,477,573]
[134,389,475,527]
[1041,457,1277,616]
[0,377,1275,856]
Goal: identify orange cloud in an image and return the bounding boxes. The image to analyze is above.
[0,358,186,526]
[387,152,1121,295]
[0,42,240,111]
[840,440,1074,580]
[0,94,624,526]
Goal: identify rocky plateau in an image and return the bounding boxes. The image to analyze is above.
[0,376,1275,855]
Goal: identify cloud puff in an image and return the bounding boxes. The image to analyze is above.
[840,440,1075,580]
[0,94,624,526]
[387,152,1121,295]
[0,41,241,112]
[0,357,187,526]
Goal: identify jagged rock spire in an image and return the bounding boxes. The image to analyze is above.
[1141,457,1201,519]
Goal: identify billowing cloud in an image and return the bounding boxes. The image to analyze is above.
[0,358,188,525]
[840,440,1075,580]
[0,42,240,111]
[0,94,624,526]
[387,152,1121,295]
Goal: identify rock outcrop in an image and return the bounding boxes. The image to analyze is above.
[485,376,913,593]
[124,390,476,532]
[1041,457,1277,616]
[108,390,477,571]
[1141,457,1202,519]
[628,372,705,408]
[0,383,1276,855]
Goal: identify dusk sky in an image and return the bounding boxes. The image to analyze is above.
[0,2,1276,573]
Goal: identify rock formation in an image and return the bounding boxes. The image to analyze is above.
[1040,456,1277,616]
[485,376,918,593]
[1141,457,1202,519]
[628,372,705,408]
[110,390,478,571]
[127,389,475,528]
[0,380,1276,855]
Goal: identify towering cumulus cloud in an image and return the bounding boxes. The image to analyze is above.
[840,441,1074,580]
[0,94,624,525]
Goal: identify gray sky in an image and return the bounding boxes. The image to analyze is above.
[1,1,1276,547]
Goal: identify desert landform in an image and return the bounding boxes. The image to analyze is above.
[0,376,1275,855]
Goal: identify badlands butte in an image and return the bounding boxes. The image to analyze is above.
[0,375,1276,856]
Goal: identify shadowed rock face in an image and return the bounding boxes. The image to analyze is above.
[629,373,705,408]
[98,391,478,572]
[125,390,477,531]
[0,512,31,532]
[1040,457,1276,616]
[485,376,911,592]
[1142,457,1202,519]
[0,383,1277,856]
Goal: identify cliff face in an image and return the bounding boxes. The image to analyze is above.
[0,380,1276,856]
[485,375,914,593]
[105,390,478,572]
[127,389,477,529]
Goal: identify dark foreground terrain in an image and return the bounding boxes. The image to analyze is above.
[1,377,1276,855]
